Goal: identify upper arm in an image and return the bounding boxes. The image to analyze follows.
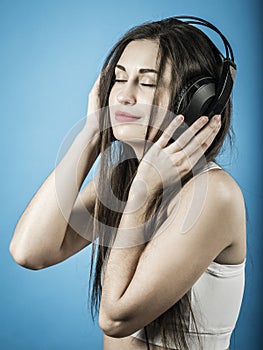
[108,171,245,334]
[46,179,97,266]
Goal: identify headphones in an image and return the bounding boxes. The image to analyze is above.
[174,16,236,126]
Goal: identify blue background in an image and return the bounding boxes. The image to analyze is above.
[1,0,262,349]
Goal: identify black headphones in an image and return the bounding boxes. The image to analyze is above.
[174,16,236,126]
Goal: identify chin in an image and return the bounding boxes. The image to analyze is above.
[112,127,146,160]
[112,124,147,144]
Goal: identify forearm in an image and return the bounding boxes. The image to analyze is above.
[10,127,100,268]
[100,180,153,322]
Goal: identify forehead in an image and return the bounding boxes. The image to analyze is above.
[117,40,160,69]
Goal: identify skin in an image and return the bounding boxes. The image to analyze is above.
[109,40,171,159]
[9,39,246,350]
[102,40,246,349]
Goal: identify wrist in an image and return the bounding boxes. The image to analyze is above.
[76,127,100,157]
[128,176,160,210]
[60,127,101,183]
[79,124,100,144]
[133,168,162,196]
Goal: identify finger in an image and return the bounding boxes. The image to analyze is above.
[180,136,212,174]
[91,74,101,94]
[87,75,102,116]
[177,114,221,158]
[167,114,215,153]
[156,115,184,148]
[194,114,221,152]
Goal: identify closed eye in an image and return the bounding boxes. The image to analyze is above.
[114,79,127,83]
[140,83,157,87]
[114,79,156,87]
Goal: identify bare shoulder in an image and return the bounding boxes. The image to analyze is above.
[179,166,245,213]
[166,167,246,264]
[206,167,244,199]
[202,168,247,263]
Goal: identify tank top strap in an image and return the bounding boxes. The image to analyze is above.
[199,161,222,174]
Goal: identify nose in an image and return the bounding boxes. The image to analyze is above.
[116,83,137,105]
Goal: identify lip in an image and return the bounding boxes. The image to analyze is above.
[115,110,142,122]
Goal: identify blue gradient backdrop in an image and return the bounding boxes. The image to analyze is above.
[1,0,262,349]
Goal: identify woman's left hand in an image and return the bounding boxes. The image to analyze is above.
[134,114,221,194]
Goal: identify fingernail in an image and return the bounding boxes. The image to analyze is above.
[213,114,221,123]
[199,116,209,124]
[176,114,184,122]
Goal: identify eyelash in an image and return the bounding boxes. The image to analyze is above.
[114,79,157,88]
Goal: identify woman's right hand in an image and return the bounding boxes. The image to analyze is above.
[84,73,102,136]
[88,74,101,115]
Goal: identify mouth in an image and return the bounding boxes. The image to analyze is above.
[115,110,142,122]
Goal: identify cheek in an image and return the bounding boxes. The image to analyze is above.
[108,86,118,107]
[108,92,114,107]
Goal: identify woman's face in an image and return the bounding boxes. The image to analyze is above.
[109,39,172,151]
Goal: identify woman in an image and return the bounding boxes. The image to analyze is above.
[10,17,246,350]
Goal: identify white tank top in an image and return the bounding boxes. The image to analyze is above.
[132,161,246,349]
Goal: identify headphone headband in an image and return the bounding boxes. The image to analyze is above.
[175,16,235,61]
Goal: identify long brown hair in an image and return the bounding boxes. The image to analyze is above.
[88,17,233,349]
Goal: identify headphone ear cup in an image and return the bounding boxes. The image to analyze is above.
[176,77,216,126]
[206,59,236,117]
[175,80,195,115]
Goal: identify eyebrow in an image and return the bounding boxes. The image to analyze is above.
[116,64,158,74]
